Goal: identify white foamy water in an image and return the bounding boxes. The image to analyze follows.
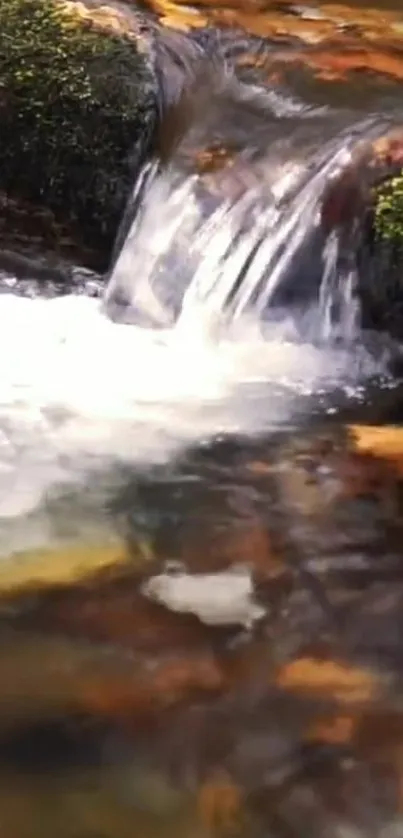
[0,119,393,543]
[0,290,387,532]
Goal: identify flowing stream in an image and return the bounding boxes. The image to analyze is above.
[2,6,403,837]
[0,63,398,548]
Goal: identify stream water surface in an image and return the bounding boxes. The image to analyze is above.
[1,1,403,837]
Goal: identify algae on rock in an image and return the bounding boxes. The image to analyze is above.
[0,0,156,264]
[358,169,403,337]
[374,171,403,244]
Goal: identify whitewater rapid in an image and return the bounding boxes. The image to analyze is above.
[0,290,389,533]
[0,125,396,546]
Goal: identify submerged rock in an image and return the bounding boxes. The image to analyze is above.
[142,567,266,628]
[1,424,403,836]
[0,542,129,594]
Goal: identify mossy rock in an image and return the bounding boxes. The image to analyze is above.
[0,0,156,267]
[374,170,403,244]
[320,129,403,339]
[358,163,403,338]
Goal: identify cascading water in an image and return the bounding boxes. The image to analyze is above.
[105,143,356,337]
[0,30,395,547]
[104,52,389,345]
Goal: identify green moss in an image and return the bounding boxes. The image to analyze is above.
[0,0,154,259]
[374,171,403,243]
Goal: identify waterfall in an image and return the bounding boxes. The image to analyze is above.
[104,133,372,342]
[0,30,392,537]
[103,28,394,345]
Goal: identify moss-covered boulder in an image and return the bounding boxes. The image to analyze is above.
[359,163,403,337]
[0,0,156,269]
[319,129,403,340]
[374,171,403,244]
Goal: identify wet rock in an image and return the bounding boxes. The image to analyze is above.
[275,657,379,704]
[137,0,403,90]
[319,131,402,236]
[0,247,104,298]
[349,425,403,477]
[273,45,403,84]
[318,129,403,339]
[0,542,129,595]
[289,6,325,22]
[0,193,106,272]
[273,423,403,543]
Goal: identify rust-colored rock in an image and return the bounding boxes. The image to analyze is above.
[81,653,226,726]
[349,425,403,478]
[305,712,357,745]
[134,0,403,90]
[0,542,129,594]
[276,657,378,704]
[273,46,403,83]
[320,131,403,235]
